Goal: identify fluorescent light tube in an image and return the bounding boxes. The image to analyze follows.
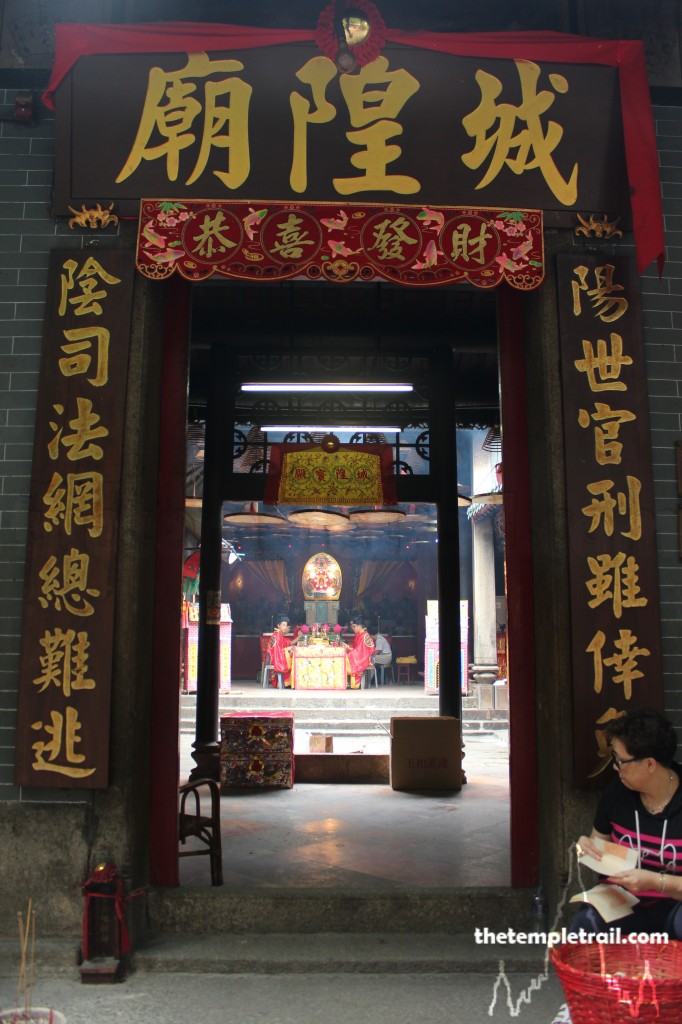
[241,383,412,393]
[261,425,401,433]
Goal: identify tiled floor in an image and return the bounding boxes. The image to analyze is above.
[179,699,510,889]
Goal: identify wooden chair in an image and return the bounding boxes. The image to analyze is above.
[261,651,283,689]
[179,778,223,886]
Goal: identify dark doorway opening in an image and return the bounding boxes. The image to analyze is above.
[150,277,537,889]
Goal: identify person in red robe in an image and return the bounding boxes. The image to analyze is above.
[267,616,299,688]
[343,617,375,689]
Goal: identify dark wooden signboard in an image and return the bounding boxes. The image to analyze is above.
[14,250,135,788]
[557,254,663,788]
[54,45,626,222]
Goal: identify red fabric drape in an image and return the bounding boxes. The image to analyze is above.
[43,23,663,275]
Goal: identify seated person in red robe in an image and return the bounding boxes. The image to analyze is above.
[267,615,300,688]
[343,616,376,689]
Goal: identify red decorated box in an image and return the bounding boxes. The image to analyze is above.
[220,712,294,790]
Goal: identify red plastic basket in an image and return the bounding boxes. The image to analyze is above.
[550,941,682,1024]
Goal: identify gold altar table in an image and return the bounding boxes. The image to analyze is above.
[292,644,347,690]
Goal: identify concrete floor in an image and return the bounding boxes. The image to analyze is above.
[2,968,570,1024]
[179,703,510,890]
[0,715,577,1024]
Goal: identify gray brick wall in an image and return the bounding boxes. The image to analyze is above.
[0,90,87,802]
[648,105,682,740]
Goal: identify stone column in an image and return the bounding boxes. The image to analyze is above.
[471,515,498,707]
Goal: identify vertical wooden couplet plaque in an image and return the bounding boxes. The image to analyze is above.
[14,250,135,788]
[557,254,663,788]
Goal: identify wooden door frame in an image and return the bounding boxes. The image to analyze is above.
[148,279,539,889]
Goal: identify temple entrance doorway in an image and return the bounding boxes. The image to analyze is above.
[164,277,530,889]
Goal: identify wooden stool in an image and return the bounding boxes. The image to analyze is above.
[396,659,415,684]
[376,662,395,685]
[362,662,378,688]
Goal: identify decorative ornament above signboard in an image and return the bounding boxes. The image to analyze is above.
[316,0,387,70]
[136,199,544,291]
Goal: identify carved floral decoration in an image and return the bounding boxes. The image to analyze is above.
[315,0,387,67]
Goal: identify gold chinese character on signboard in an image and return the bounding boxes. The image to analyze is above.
[289,55,420,195]
[38,548,100,616]
[59,327,110,387]
[269,213,316,260]
[189,211,238,259]
[588,706,626,779]
[587,629,650,699]
[449,222,492,265]
[587,630,607,694]
[290,57,337,193]
[116,54,252,188]
[581,476,642,541]
[335,57,420,195]
[31,706,95,778]
[42,471,104,538]
[572,264,628,322]
[59,257,121,318]
[574,334,632,392]
[607,631,650,700]
[577,402,637,466]
[47,398,108,462]
[585,552,648,619]
[462,60,578,205]
[368,215,418,261]
[33,628,95,697]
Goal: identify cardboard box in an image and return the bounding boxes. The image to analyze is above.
[390,716,462,791]
[309,733,334,753]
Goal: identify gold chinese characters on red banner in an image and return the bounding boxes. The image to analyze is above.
[265,442,397,508]
[557,254,663,788]
[14,251,135,789]
[136,200,543,291]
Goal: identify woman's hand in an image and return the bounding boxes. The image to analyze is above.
[605,868,660,894]
[576,835,602,861]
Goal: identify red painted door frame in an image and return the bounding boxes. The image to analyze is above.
[498,284,539,888]
[149,278,192,887]
[148,279,539,889]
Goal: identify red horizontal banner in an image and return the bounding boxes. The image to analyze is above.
[137,199,543,290]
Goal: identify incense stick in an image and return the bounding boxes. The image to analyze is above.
[14,899,34,1017]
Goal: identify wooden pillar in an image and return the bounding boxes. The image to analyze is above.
[430,347,461,718]
[192,342,226,780]
[149,277,191,886]
[497,284,538,889]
